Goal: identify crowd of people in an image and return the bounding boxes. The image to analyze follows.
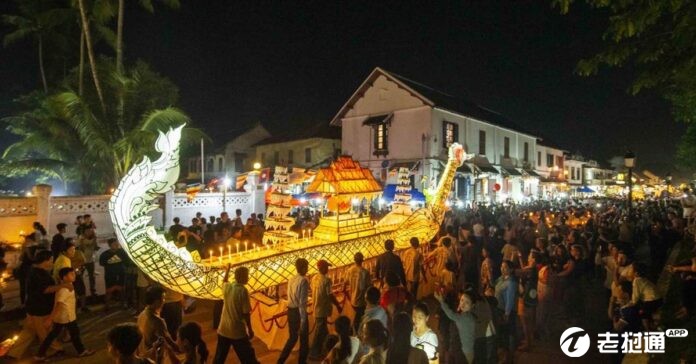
[4,194,696,363]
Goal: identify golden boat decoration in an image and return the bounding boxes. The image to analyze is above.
[109,125,465,299]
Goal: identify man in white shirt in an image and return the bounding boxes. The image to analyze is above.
[309,260,342,360]
[278,258,310,364]
[344,252,371,334]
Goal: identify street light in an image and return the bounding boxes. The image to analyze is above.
[222,176,231,212]
[624,151,635,217]
[253,162,261,170]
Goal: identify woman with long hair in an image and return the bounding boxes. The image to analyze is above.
[359,319,388,364]
[175,322,208,364]
[386,312,428,364]
[323,316,359,364]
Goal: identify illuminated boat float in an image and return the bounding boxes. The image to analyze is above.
[109,125,465,299]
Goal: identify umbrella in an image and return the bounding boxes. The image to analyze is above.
[577,186,595,193]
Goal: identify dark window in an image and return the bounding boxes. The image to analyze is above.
[478,130,486,155]
[273,151,279,165]
[234,153,245,173]
[537,151,541,166]
[504,137,510,158]
[547,153,554,168]
[523,142,529,162]
[288,150,294,164]
[206,158,213,172]
[218,157,223,171]
[261,152,265,166]
[373,123,389,156]
[305,148,311,163]
[442,121,459,148]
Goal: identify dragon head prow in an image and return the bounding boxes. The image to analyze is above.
[155,124,186,153]
[448,143,466,167]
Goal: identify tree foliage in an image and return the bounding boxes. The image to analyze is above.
[2,60,207,194]
[554,0,696,169]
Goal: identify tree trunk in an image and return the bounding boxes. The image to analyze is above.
[115,0,126,135]
[77,0,107,114]
[78,28,85,96]
[38,35,48,93]
[116,0,124,74]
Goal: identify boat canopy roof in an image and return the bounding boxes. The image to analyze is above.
[307,156,382,197]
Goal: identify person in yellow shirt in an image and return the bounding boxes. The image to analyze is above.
[53,241,76,282]
[402,237,427,302]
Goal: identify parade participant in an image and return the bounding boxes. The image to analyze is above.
[137,286,179,362]
[52,241,75,282]
[77,227,98,297]
[402,238,427,302]
[35,267,95,360]
[214,266,258,364]
[8,250,67,359]
[376,239,406,287]
[100,238,129,310]
[344,252,371,333]
[278,258,310,364]
[310,259,343,360]
[50,223,67,259]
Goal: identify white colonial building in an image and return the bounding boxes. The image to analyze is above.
[331,67,540,203]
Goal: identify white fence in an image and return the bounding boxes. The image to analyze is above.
[0,184,265,242]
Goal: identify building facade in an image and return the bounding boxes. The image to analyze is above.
[185,124,271,183]
[331,67,539,203]
[255,137,340,169]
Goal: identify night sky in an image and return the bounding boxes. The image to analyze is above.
[0,1,681,179]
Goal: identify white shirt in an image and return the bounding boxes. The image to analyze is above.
[346,336,360,363]
[54,287,77,324]
[411,329,439,360]
[287,274,309,321]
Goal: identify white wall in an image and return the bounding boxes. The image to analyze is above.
[431,108,536,167]
[535,144,565,177]
[341,106,432,164]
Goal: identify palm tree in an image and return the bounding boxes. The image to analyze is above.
[2,0,74,93]
[2,61,208,194]
[75,0,107,113]
[1,93,98,193]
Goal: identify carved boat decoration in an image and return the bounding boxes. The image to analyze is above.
[109,125,465,299]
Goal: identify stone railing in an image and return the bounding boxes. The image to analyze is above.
[0,178,266,243]
[0,197,37,217]
[50,195,111,214]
